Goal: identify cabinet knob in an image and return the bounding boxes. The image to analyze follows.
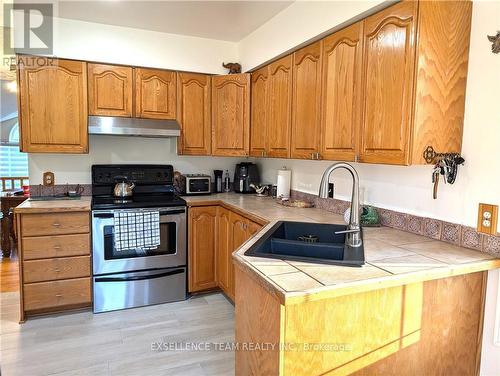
[53,245,61,250]
[55,293,63,298]
[52,223,61,227]
[311,153,315,160]
[54,268,61,273]
[354,154,360,163]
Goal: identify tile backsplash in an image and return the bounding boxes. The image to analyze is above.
[290,190,500,258]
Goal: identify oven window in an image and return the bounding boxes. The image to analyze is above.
[103,221,177,260]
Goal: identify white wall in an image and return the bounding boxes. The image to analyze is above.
[248,1,500,232]
[50,17,238,74]
[238,0,386,71]
[29,136,250,184]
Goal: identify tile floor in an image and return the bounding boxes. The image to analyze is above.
[0,292,235,376]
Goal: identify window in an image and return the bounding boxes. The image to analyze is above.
[0,121,29,189]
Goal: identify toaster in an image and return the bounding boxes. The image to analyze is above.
[180,174,211,195]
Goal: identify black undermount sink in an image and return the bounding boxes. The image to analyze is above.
[244,221,365,267]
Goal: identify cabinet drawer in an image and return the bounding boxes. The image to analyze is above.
[24,278,91,311]
[22,233,90,260]
[23,256,90,283]
[21,212,89,236]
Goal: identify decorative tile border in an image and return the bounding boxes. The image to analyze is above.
[29,184,92,197]
[290,189,500,257]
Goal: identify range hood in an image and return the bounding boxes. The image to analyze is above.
[88,116,181,138]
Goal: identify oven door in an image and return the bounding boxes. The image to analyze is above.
[92,207,187,275]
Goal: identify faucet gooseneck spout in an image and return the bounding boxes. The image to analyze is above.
[318,162,362,248]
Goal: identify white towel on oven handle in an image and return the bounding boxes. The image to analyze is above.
[113,210,160,251]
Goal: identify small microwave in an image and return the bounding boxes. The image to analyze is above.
[181,174,211,195]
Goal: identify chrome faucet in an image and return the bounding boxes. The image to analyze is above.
[318,162,362,248]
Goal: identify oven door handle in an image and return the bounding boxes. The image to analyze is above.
[159,209,185,215]
[94,213,114,218]
[95,268,184,282]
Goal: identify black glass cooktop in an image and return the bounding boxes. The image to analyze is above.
[92,194,186,210]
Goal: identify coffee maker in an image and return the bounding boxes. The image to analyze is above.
[234,162,260,193]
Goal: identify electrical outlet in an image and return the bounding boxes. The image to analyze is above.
[328,183,334,198]
[477,203,498,235]
[43,171,55,186]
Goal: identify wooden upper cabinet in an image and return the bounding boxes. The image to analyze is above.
[135,68,176,119]
[17,56,88,153]
[267,55,292,158]
[360,1,417,165]
[211,74,250,157]
[291,42,322,160]
[88,63,133,117]
[250,66,269,157]
[410,0,472,164]
[188,206,217,292]
[177,72,211,155]
[320,22,363,162]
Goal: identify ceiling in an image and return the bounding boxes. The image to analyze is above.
[51,1,293,42]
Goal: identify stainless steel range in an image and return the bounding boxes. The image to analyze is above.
[91,164,187,313]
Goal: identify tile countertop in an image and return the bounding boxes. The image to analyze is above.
[184,193,500,305]
[14,196,91,213]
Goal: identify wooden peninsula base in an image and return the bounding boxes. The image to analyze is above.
[235,264,486,376]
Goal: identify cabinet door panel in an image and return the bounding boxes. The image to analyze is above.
[88,63,133,117]
[360,1,417,165]
[18,56,88,153]
[188,207,217,292]
[216,207,232,295]
[229,212,249,300]
[267,56,292,158]
[321,22,363,161]
[211,74,250,156]
[291,42,322,159]
[136,68,176,119]
[177,72,211,155]
[250,66,269,157]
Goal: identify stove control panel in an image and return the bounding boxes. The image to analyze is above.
[92,165,173,185]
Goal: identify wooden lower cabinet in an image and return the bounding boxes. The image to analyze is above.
[17,210,92,322]
[188,206,218,292]
[235,265,487,376]
[188,205,263,301]
[23,278,91,312]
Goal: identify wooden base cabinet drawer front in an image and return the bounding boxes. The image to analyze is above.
[24,278,91,311]
[22,233,90,260]
[23,256,91,283]
[21,212,90,236]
